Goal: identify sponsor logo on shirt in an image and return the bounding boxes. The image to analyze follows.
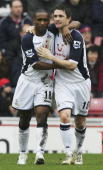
[25,49,34,58]
[73,41,81,49]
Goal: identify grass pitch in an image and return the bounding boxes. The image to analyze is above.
[0,153,103,170]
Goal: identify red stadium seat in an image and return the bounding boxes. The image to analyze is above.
[88,98,103,117]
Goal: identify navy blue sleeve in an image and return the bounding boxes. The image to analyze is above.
[69,30,83,62]
[21,33,39,65]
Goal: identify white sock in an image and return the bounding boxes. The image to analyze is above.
[75,127,86,153]
[60,122,73,156]
[19,128,29,153]
[36,127,48,154]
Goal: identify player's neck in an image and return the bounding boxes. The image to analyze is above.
[59,28,63,34]
[35,30,46,37]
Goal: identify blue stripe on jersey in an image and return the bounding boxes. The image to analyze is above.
[69,30,83,62]
[21,33,39,73]
[69,30,89,79]
[78,49,89,79]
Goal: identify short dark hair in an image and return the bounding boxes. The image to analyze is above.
[87,45,101,59]
[33,8,50,19]
[87,45,100,54]
[10,0,22,7]
[53,4,72,18]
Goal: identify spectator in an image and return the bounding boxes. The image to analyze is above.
[6,24,30,88]
[87,45,101,97]
[62,0,92,25]
[80,25,93,49]
[0,50,10,79]
[0,0,32,87]
[27,0,62,17]
[0,78,17,116]
[0,0,32,53]
[90,0,103,45]
[97,40,103,97]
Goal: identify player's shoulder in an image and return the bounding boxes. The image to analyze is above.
[71,29,83,41]
[71,30,83,49]
[22,33,34,47]
[22,32,34,41]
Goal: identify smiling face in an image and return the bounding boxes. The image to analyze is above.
[34,11,50,35]
[53,9,71,30]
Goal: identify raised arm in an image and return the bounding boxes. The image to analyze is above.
[68,21,81,30]
[62,21,81,44]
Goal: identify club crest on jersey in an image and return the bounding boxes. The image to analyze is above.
[73,41,81,49]
[47,31,54,39]
[47,34,52,39]
[25,49,34,58]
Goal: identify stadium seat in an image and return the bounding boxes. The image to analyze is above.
[88,98,103,117]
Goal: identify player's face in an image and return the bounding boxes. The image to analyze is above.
[34,12,50,35]
[53,10,70,29]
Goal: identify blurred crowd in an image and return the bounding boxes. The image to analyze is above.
[0,0,103,117]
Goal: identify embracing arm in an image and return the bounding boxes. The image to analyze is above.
[61,21,81,44]
[36,48,77,70]
[36,30,83,70]
[25,21,80,36]
[47,56,77,70]
[68,21,81,30]
[33,61,64,70]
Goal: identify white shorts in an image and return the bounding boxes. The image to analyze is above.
[12,74,53,110]
[55,78,91,116]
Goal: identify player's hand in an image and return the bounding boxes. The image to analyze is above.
[9,105,18,116]
[62,26,73,44]
[25,26,35,34]
[36,47,53,60]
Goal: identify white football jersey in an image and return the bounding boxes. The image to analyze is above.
[21,30,54,83]
[54,30,90,84]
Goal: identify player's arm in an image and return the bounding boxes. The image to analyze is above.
[33,61,64,70]
[37,47,77,70]
[25,21,80,37]
[37,30,83,70]
[68,21,81,30]
[61,21,81,44]
[22,33,62,70]
[22,33,39,65]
